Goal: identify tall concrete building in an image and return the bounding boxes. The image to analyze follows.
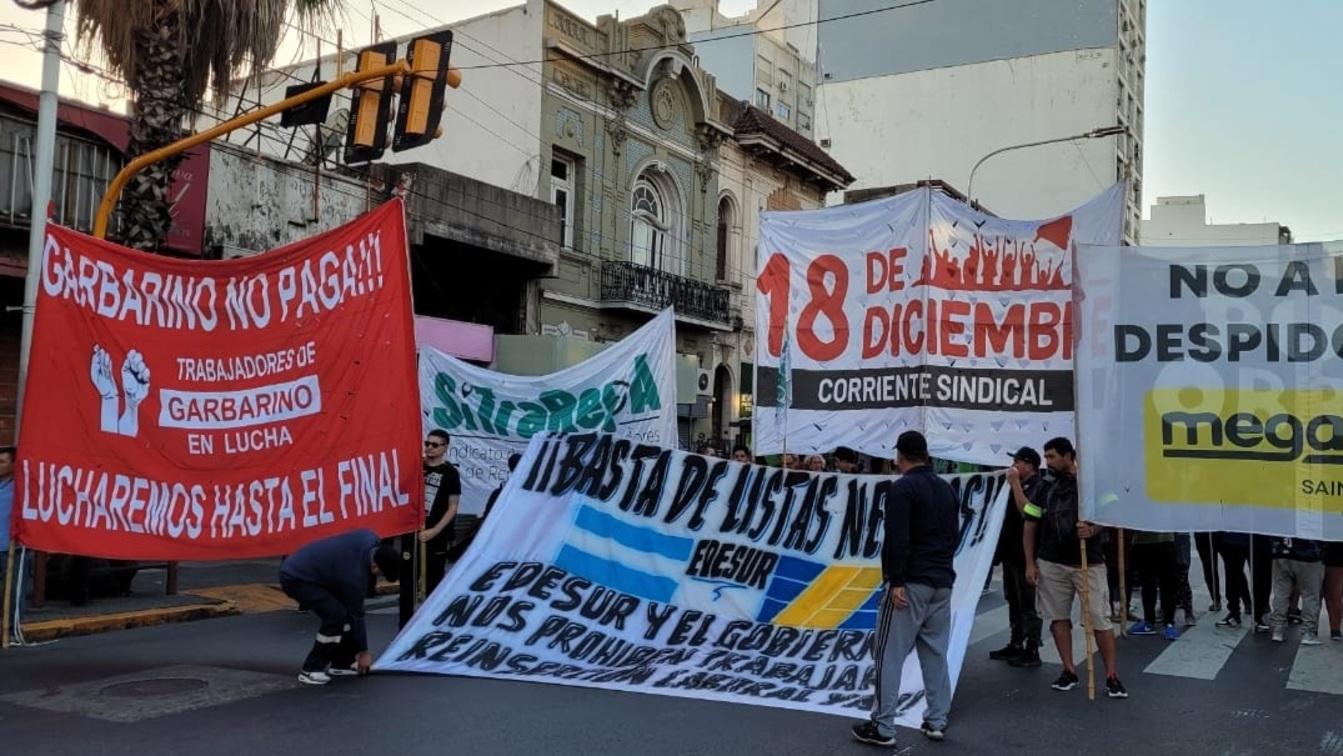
[670,0,820,137]
[814,0,1146,240]
[1142,195,1292,246]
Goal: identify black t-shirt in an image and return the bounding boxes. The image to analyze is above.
[1024,472,1104,567]
[997,474,1048,565]
[424,461,461,549]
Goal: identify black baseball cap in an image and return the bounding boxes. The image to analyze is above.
[895,431,928,459]
[1008,446,1041,467]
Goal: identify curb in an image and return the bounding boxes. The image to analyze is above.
[12,579,401,643]
[19,601,240,643]
[14,580,400,643]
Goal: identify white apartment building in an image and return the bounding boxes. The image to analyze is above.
[671,0,820,138]
[1142,195,1292,246]
[814,0,1147,240]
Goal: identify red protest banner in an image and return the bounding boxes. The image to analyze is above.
[11,200,422,560]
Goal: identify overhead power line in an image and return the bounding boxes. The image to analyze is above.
[449,0,937,71]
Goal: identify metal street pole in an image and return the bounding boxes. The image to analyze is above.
[16,0,64,434]
[4,0,63,652]
[966,125,1126,206]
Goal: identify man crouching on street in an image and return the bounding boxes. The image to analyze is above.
[280,528,401,685]
[851,431,959,748]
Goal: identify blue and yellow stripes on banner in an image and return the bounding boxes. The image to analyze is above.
[756,557,885,630]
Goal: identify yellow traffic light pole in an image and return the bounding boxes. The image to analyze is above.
[91,60,461,240]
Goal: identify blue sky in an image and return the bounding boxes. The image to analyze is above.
[1142,0,1343,241]
[0,0,1336,241]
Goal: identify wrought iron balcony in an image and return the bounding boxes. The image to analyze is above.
[601,260,731,327]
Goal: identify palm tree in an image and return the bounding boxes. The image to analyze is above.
[16,0,340,250]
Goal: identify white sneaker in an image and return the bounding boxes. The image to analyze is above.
[1271,629,1285,643]
[327,663,360,677]
[1301,633,1323,646]
[298,669,331,685]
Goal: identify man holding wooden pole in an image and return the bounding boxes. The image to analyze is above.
[1023,438,1127,699]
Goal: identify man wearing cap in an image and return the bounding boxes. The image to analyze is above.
[851,431,959,748]
[992,447,1048,667]
[280,528,402,685]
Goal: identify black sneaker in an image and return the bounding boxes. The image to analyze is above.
[1215,614,1242,628]
[921,722,946,741]
[851,721,896,747]
[1106,676,1129,699]
[1008,645,1041,668]
[1051,670,1079,691]
[989,642,1023,661]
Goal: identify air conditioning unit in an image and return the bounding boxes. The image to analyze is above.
[778,79,788,92]
[696,368,712,396]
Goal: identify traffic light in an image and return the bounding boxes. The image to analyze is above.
[392,31,454,153]
[343,41,398,164]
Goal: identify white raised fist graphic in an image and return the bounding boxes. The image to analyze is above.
[121,350,151,406]
[89,344,152,438]
[91,345,118,400]
[118,349,151,437]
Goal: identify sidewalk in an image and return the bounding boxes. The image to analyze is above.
[12,557,403,643]
[13,559,284,643]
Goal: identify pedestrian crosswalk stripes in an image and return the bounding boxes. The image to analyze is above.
[967,604,1010,646]
[1036,617,1087,667]
[1287,639,1343,696]
[1144,617,1248,680]
[970,579,1342,696]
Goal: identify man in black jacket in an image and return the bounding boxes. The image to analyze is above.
[1023,437,1126,699]
[852,431,959,748]
[993,447,1047,667]
[280,529,401,685]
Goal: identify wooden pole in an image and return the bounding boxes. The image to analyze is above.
[1,545,15,649]
[1117,528,1127,637]
[418,539,427,604]
[1079,536,1096,701]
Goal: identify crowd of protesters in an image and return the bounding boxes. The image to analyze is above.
[987,443,1343,669]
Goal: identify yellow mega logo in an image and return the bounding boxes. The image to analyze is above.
[1144,388,1343,508]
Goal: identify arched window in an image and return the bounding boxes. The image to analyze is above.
[716,194,736,281]
[630,166,682,274]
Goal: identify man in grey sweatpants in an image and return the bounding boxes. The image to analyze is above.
[851,431,960,748]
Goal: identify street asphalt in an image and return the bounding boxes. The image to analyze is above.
[1,586,1340,755]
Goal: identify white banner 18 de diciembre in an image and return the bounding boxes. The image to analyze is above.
[418,308,677,515]
[377,433,1007,722]
[754,184,1124,465]
[1076,240,1343,539]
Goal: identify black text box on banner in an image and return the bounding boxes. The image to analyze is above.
[757,366,1074,412]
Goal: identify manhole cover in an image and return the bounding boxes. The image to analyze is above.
[3,665,291,723]
[99,677,210,698]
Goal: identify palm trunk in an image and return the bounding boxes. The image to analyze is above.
[121,0,187,252]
